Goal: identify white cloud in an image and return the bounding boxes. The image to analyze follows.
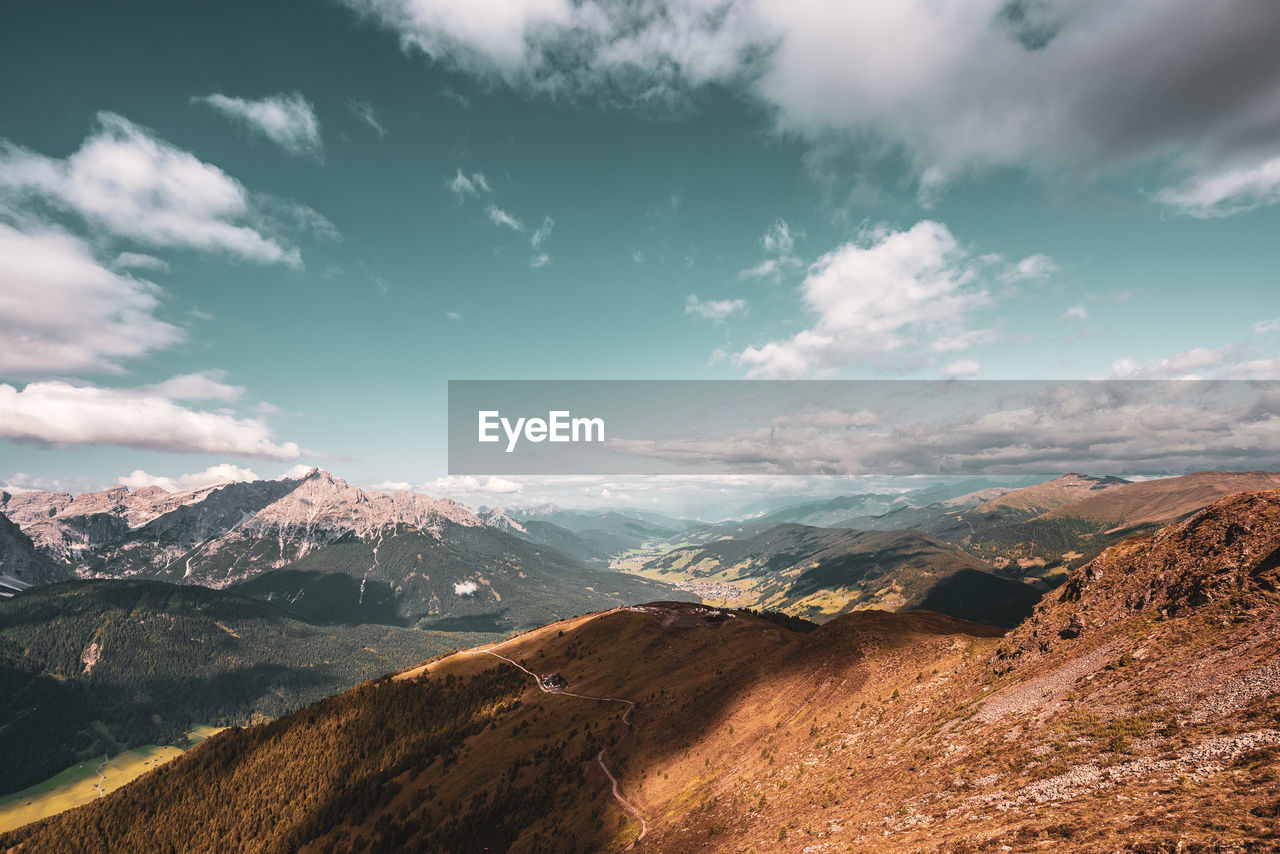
[0,380,301,459]
[112,252,169,272]
[943,358,981,378]
[0,113,308,265]
[685,294,747,321]
[453,581,479,596]
[528,252,551,269]
[761,219,796,255]
[1255,317,1280,334]
[0,223,183,377]
[1105,343,1244,381]
[739,218,802,280]
[196,92,323,158]
[0,472,72,494]
[428,475,523,496]
[143,371,244,402]
[445,310,462,322]
[116,463,261,492]
[1110,343,1260,380]
[486,204,525,232]
[347,100,388,137]
[1062,304,1088,321]
[372,480,414,491]
[531,215,554,248]
[1157,157,1280,218]
[281,464,319,479]
[1004,254,1058,281]
[447,169,491,198]
[735,221,995,378]
[344,1,1280,213]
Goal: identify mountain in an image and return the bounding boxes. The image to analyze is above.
[481,508,614,564]
[969,472,1131,516]
[1038,469,1280,528]
[833,471,1280,588]
[4,471,692,631]
[9,489,1280,852]
[747,493,905,528]
[507,506,687,555]
[0,513,66,593]
[0,579,497,796]
[637,523,1040,629]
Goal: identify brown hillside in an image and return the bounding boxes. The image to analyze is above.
[971,473,1129,516]
[1039,469,1280,528]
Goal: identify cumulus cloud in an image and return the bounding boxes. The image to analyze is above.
[0,113,313,265]
[1255,317,1280,334]
[685,294,747,321]
[343,0,1280,213]
[196,92,323,158]
[0,380,301,459]
[734,221,996,378]
[453,580,479,596]
[0,223,183,377]
[1062,304,1088,321]
[116,463,261,492]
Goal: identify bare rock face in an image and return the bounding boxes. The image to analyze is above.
[478,507,527,535]
[0,511,68,589]
[1007,488,1280,663]
[1,484,221,563]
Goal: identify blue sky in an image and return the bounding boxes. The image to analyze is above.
[2,0,1280,506]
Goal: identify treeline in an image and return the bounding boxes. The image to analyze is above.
[733,607,820,633]
[0,580,493,793]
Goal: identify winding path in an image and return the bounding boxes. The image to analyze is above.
[462,624,647,847]
[91,756,108,798]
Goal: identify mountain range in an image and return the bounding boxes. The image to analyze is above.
[7,487,1279,851]
[0,469,690,632]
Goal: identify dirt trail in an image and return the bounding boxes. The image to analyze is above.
[597,749,648,848]
[461,612,647,847]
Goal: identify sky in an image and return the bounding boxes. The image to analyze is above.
[2,0,1280,509]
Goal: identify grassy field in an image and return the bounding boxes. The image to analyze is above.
[0,725,223,832]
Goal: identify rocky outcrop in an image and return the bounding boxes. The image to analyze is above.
[1005,488,1280,663]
